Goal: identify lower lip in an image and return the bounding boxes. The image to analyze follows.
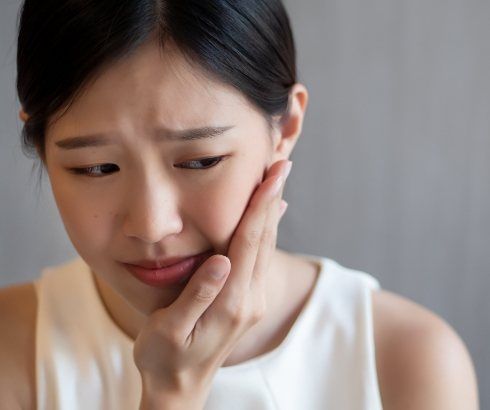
[123,251,213,288]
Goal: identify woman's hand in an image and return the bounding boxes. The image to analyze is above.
[133,158,292,410]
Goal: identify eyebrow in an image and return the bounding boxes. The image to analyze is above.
[54,125,235,150]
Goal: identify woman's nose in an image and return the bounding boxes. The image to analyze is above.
[122,177,183,244]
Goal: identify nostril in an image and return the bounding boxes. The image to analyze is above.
[122,211,184,244]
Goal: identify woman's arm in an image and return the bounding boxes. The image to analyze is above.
[373,289,479,409]
[0,283,37,410]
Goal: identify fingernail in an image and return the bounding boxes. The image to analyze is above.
[282,161,292,179]
[279,200,288,218]
[210,266,228,280]
[207,258,229,280]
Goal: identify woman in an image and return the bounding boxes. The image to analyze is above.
[1,0,478,408]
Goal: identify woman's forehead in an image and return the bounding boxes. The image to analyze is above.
[46,42,258,141]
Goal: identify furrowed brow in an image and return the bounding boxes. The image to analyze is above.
[54,125,235,150]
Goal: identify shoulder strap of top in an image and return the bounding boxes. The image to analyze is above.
[252,255,384,409]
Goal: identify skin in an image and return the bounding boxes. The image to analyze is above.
[42,38,314,367]
[1,37,479,409]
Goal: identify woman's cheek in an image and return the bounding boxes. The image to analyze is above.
[52,185,112,254]
[196,170,262,252]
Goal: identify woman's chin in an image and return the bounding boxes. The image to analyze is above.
[134,287,184,316]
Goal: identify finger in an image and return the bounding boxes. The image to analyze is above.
[218,160,288,297]
[166,254,231,339]
[195,163,289,345]
[250,162,291,291]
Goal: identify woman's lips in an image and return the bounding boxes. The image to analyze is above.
[122,250,213,288]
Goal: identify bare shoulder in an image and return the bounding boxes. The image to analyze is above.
[371,289,479,409]
[0,282,37,409]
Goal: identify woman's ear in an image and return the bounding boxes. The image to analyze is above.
[19,108,29,123]
[270,83,309,162]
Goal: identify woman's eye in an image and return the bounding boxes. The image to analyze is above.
[68,156,226,177]
[175,155,226,170]
[69,163,119,177]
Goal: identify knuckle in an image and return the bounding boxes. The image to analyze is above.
[249,309,264,325]
[242,229,261,250]
[261,227,275,243]
[151,320,185,348]
[224,302,248,326]
[162,329,184,348]
[223,301,265,327]
[250,300,267,324]
[263,228,277,246]
[192,284,217,303]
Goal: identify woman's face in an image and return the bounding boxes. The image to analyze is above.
[44,40,280,314]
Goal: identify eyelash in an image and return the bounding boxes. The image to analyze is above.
[68,155,227,178]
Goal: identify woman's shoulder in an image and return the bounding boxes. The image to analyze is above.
[372,289,479,409]
[0,281,37,409]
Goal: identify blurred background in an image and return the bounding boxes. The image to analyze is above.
[1,0,488,406]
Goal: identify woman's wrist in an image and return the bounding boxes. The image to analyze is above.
[139,391,191,410]
[139,374,207,410]
[139,388,203,410]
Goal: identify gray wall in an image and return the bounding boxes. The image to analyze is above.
[1,0,488,406]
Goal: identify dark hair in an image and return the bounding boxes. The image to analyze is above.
[16,0,297,183]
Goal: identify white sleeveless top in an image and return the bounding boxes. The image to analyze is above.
[34,253,383,409]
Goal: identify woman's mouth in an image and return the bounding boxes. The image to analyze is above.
[122,250,214,288]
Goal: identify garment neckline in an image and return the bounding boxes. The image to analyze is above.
[217,253,330,374]
[83,252,331,373]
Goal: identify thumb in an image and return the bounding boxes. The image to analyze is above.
[168,254,231,336]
